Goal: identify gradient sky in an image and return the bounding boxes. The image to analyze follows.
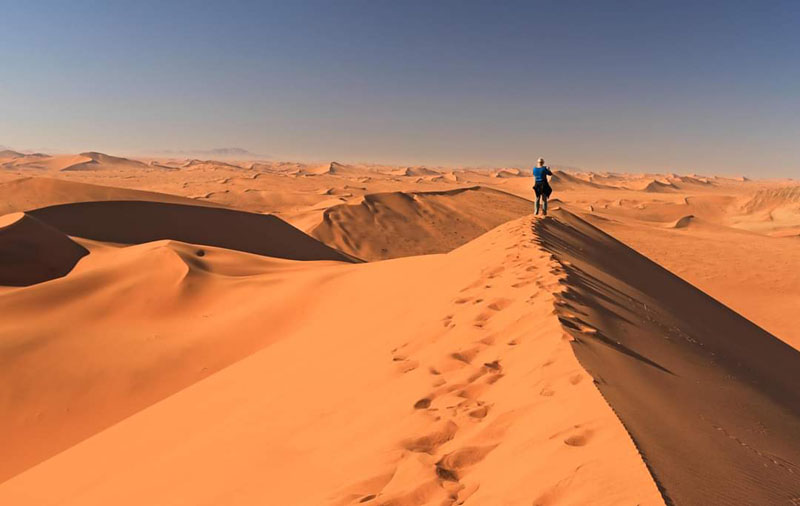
[1,0,798,175]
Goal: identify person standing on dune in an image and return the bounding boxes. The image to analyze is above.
[532,157,553,216]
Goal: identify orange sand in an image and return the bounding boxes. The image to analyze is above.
[1,151,798,504]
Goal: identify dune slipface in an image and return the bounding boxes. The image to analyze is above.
[0,212,88,286]
[535,210,800,505]
[28,200,356,262]
[312,186,535,260]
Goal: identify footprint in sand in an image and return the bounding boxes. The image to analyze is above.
[473,312,492,328]
[487,298,512,311]
[395,360,419,374]
[468,405,490,419]
[401,420,458,454]
[563,429,593,447]
[414,397,432,409]
[450,347,481,364]
[569,373,584,385]
[435,445,498,482]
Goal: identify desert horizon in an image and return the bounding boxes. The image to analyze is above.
[1,146,799,504]
[2,1,799,504]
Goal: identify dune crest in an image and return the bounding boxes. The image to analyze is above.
[669,214,695,228]
[59,152,149,171]
[29,200,356,262]
[0,177,220,215]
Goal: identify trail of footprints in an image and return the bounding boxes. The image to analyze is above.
[354,223,594,505]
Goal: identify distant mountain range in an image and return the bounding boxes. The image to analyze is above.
[150,147,270,159]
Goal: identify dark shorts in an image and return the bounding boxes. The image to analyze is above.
[533,181,552,198]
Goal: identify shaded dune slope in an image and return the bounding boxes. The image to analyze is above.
[29,200,356,262]
[311,186,534,260]
[0,212,88,286]
[534,210,800,505]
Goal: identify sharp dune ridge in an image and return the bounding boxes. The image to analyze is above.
[0,177,223,214]
[28,200,357,262]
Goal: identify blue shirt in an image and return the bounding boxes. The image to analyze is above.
[533,166,553,182]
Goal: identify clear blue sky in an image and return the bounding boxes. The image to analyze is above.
[1,0,798,175]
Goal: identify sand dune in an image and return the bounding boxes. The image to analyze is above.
[549,170,612,189]
[388,167,440,177]
[640,179,679,192]
[181,159,246,170]
[0,212,88,286]
[1,153,93,171]
[29,200,356,262]
[669,214,695,228]
[57,152,149,171]
[300,161,366,176]
[0,149,26,160]
[0,237,348,482]
[0,216,663,505]
[740,185,800,219]
[0,177,218,214]
[312,186,535,260]
[536,210,800,505]
[492,168,523,178]
[2,151,799,505]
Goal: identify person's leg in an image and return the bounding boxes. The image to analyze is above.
[535,194,541,215]
[542,195,548,215]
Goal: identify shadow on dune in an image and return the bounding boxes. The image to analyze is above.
[534,210,800,505]
[29,200,357,263]
[0,213,88,286]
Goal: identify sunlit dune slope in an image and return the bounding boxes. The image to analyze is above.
[0,177,220,215]
[0,212,88,286]
[28,200,356,262]
[0,216,663,505]
[536,210,800,505]
[0,237,349,482]
[311,186,535,260]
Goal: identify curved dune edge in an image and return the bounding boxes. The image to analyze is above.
[534,210,800,505]
[669,214,695,228]
[0,177,223,215]
[0,212,88,286]
[0,215,664,505]
[28,200,357,263]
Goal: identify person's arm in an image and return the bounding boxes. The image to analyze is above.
[545,167,553,176]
